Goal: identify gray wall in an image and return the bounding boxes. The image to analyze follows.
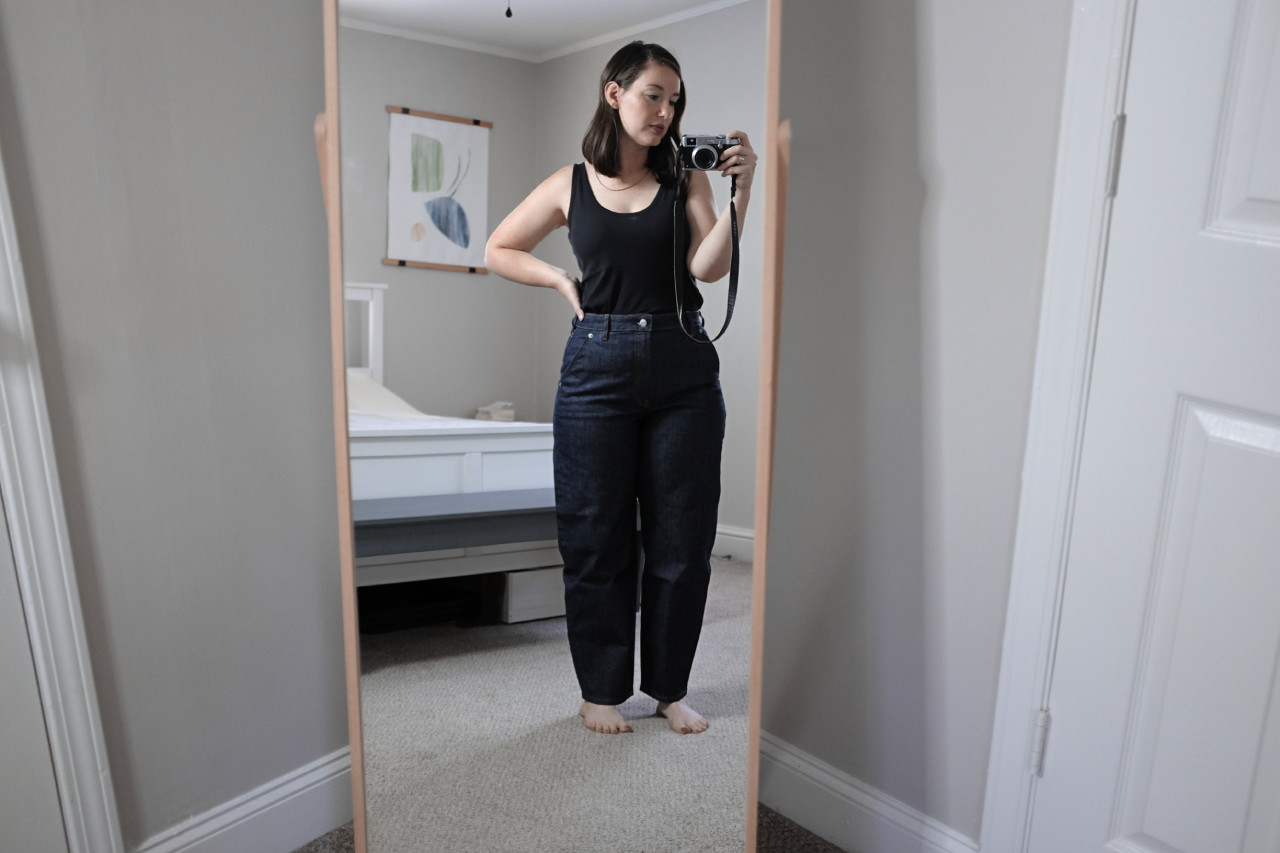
[0,521,68,852]
[0,1,346,847]
[762,0,1071,838]
[339,30,543,420]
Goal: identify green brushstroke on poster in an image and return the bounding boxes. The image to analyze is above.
[411,134,443,192]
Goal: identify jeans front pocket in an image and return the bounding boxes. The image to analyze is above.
[560,326,591,378]
[677,325,720,378]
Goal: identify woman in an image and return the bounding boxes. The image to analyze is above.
[485,41,755,735]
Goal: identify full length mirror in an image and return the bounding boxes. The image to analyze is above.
[332,2,769,850]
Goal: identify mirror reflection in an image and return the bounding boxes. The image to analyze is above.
[336,3,767,849]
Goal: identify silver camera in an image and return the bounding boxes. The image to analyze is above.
[678,134,741,170]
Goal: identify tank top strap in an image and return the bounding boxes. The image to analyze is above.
[569,162,589,219]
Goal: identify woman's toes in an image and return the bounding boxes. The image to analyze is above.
[656,700,708,735]
[580,701,631,734]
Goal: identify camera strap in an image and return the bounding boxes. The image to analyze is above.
[673,176,738,343]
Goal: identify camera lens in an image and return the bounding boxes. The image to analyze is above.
[692,145,718,170]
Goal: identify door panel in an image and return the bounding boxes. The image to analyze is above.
[1205,0,1280,243]
[1027,0,1280,849]
[1113,402,1280,852]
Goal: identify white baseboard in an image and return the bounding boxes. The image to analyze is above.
[136,748,351,853]
[713,524,754,563]
[759,732,979,853]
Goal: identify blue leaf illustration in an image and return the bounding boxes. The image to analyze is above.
[426,198,470,249]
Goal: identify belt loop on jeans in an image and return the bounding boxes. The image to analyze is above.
[602,313,611,341]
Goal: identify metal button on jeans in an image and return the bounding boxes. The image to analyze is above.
[638,319,648,328]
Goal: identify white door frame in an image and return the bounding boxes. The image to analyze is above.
[0,143,124,851]
[979,0,1139,848]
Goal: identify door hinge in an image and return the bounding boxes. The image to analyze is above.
[1106,113,1126,198]
[1031,708,1052,777]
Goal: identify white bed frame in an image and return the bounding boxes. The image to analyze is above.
[343,284,559,587]
[344,281,386,383]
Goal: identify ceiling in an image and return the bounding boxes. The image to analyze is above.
[338,0,751,63]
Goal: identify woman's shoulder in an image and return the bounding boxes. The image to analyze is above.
[548,164,580,183]
[535,164,579,197]
[525,164,575,188]
[519,165,577,221]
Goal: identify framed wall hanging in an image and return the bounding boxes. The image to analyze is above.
[383,106,491,274]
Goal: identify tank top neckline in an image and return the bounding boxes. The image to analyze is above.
[577,162,666,216]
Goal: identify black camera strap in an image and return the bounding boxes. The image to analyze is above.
[673,175,738,342]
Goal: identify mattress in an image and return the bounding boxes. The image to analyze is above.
[345,370,554,501]
[346,369,552,437]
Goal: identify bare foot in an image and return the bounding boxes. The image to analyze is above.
[656,699,709,734]
[579,701,633,734]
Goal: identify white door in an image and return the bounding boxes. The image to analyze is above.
[0,503,70,853]
[1027,0,1280,850]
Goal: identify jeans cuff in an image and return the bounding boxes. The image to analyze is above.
[581,691,633,706]
[640,685,688,704]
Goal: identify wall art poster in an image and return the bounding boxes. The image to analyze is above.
[387,110,489,270]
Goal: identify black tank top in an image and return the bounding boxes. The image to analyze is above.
[567,163,701,315]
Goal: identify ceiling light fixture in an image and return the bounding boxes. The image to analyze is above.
[505,2,513,18]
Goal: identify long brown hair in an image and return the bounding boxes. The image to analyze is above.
[581,41,686,187]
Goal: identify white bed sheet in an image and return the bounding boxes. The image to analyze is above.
[346,369,551,437]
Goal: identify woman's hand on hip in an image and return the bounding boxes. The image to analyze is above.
[555,271,585,320]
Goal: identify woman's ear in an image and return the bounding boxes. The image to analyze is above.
[604,81,621,109]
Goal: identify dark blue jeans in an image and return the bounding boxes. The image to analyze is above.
[554,312,726,705]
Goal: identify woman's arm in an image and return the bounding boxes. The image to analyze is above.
[485,165,584,319]
[686,131,757,283]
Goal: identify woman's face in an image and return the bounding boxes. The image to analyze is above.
[606,62,682,150]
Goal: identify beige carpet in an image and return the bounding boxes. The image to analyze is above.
[353,556,752,853]
[295,806,846,853]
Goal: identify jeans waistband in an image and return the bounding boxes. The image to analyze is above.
[573,311,704,333]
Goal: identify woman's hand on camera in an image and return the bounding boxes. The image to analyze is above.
[686,130,755,281]
[718,130,756,195]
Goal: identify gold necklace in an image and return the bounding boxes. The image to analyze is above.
[593,167,648,192]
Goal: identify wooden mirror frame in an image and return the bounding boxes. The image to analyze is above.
[319,2,785,849]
